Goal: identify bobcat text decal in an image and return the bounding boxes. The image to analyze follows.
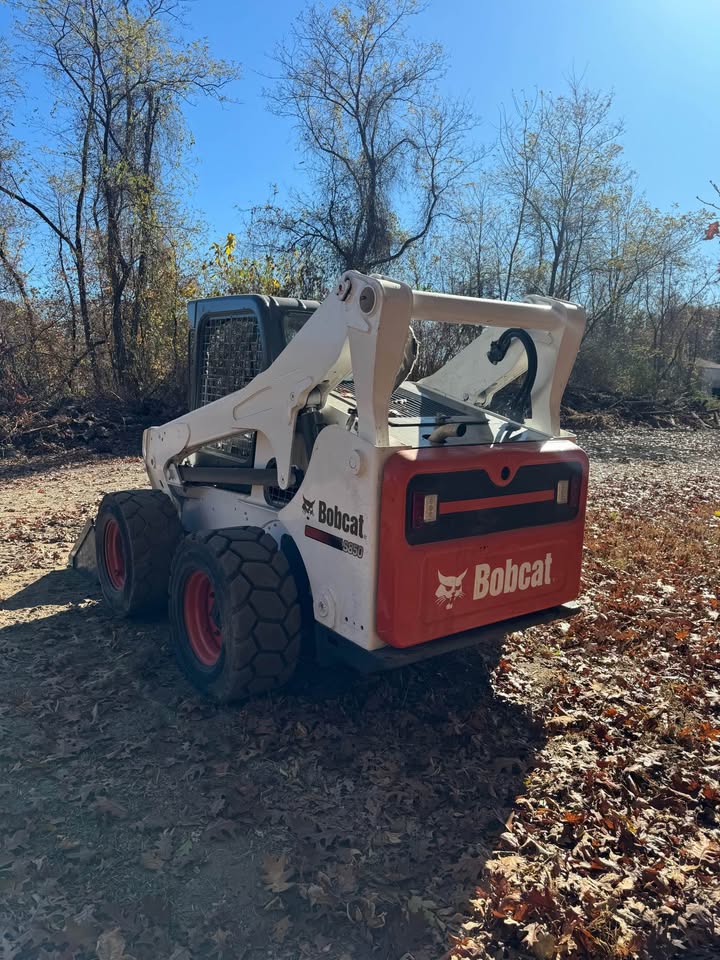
[474,554,553,598]
[436,554,553,608]
[317,500,365,539]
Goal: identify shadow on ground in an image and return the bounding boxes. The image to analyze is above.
[0,569,99,610]
[0,567,544,959]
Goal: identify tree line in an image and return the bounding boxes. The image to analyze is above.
[0,0,717,410]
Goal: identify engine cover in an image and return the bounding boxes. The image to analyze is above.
[376,440,588,647]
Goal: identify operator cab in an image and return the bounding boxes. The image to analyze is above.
[187,294,319,471]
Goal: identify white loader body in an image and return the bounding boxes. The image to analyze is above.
[142,272,586,654]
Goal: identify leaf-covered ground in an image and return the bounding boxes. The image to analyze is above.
[0,429,718,960]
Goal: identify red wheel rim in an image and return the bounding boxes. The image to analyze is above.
[103,518,126,590]
[183,571,222,667]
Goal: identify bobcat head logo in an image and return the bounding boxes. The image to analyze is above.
[302,496,315,518]
[435,570,468,610]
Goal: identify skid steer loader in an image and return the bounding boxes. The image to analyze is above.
[73,271,589,702]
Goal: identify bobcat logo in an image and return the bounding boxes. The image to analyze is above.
[302,496,315,518]
[435,569,468,610]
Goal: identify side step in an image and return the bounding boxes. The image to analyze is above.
[68,518,97,577]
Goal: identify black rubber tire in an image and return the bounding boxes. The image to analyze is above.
[168,527,302,703]
[95,489,183,618]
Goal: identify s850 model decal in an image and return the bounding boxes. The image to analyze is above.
[342,540,364,558]
[305,525,364,559]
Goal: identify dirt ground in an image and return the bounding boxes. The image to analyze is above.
[0,429,718,960]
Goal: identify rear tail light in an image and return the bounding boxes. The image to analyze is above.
[557,475,582,509]
[412,493,438,527]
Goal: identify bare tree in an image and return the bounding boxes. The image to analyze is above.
[497,81,628,301]
[494,93,544,300]
[267,0,475,274]
[0,0,238,392]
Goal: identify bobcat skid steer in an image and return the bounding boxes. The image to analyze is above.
[75,271,589,702]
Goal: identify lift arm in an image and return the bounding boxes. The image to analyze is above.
[143,272,585,495]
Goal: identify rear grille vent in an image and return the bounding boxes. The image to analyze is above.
[389,387,457,420]
[339,381,460,421]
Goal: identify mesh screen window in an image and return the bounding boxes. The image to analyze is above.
[197,313,263,461]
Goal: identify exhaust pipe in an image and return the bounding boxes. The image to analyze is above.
[427,422,467,444]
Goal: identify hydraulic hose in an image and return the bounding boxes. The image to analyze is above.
[487,328,538,425]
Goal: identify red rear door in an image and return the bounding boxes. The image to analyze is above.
[376,440,588,647]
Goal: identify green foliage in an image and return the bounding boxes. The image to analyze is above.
[199,234,320,299]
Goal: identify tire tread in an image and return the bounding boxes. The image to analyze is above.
[169,526,302,702]
[96,489,182,617]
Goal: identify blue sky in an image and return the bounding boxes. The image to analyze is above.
[1,0,719,251]
[177,0,720,245]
